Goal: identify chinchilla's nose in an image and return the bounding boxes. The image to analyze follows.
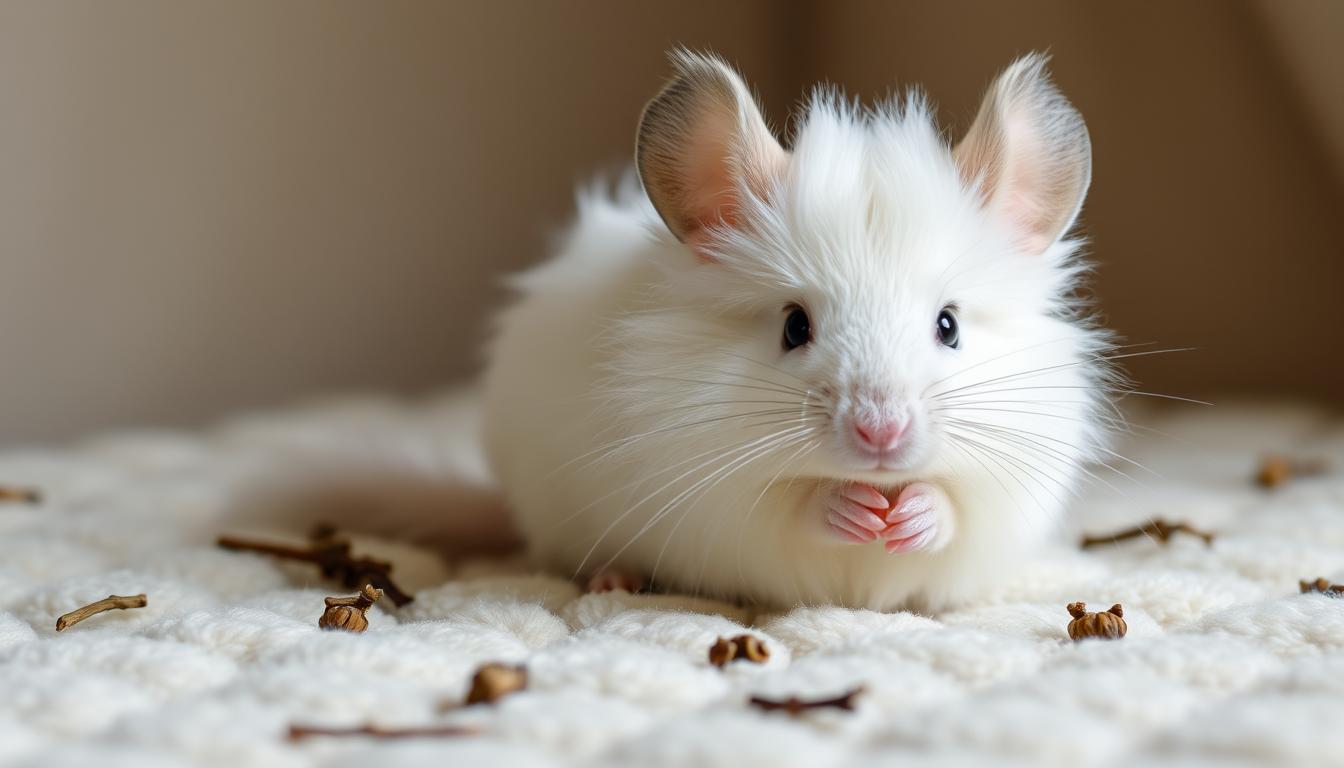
[846,386,913,454]
[852,415,908,452]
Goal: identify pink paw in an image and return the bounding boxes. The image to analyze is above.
[881,482,949,554]
[586,568,645,593]
[823,483,891,544]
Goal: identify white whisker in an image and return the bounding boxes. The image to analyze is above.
[589,424,815,578]
[930,347,1195,401]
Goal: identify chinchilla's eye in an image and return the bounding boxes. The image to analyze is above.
[782,305,811,351]
[936,307,960,349]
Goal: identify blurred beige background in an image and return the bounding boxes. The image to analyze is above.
[1,1,1340,445]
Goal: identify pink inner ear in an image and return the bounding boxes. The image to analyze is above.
[685,227,719,263]
[640,68,787,263]
[683,187,752,263]
[1003,189,1054,256]
[681,152,786,264]
[994,124,1058,255]
[969,154,1057,256]
[955,67,1090,259]
[677,125,749,263]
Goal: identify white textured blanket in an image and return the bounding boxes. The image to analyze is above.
[2,395,1342,767]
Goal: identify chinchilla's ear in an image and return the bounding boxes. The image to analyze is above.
[636,49,786,260]
[954,54,1091,256]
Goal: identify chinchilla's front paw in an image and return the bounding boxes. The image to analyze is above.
[821,483,891,544]
[880,482,954,554]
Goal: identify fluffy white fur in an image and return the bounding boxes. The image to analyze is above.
[483,51,1112,610]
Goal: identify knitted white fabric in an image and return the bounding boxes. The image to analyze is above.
[1,394,1341,767]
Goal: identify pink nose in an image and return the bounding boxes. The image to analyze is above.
[853,418,906,452]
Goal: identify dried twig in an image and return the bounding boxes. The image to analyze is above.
[1299,577,1343,597]
[1080,518,1214,549]
[56,594,147,631]
[748,686,864,715]
[287,723,481,741]
[1257,455,1329,489]
[217,529,414,606]
[0,486,41,504]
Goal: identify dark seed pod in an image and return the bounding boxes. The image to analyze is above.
[319,584,382,632]
[708,637,738,667]
[1300,577,1343,597]
[734,634,770,663]
[1257,455,1328,489]
[708,634,770,667]
[466,663,528,705]
[1066,602,1127,641]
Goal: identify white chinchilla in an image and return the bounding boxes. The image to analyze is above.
[482,50,1114,611]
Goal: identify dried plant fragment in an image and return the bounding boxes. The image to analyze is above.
[1066,601,1127,641]
[708,634,771,668]
[0,486,41,504]
[737,634,770,662]
[1299,577,1343,597]
[288,723,481,741]
[748,686,864,716]
[217,527,414,606]
[1256,455,1328,489]
[319,584,382,632]
[465,663,528,705]
[56,594,147,631]
[1080,518,1214,549]
[708,636,737,667]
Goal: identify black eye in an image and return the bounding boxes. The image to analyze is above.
[936,307,960,349]
[782,306,811,350]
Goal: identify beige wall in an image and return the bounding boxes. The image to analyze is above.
[0,1,787,444]
[793,0,1344,406]
[1,1,1340,445]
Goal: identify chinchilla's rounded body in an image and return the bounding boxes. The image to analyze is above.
[483,51,1111,611]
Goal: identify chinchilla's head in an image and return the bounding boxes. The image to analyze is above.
[607,50,1111,491]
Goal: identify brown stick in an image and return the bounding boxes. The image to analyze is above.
[748,686,865,715]
[287,723,482,741]
[217,531,414,606]
[56,594,147,631]
[323,585,382,610]
[218,535,319,562]
[0,486,41,504]
[1080,518,1214,549]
